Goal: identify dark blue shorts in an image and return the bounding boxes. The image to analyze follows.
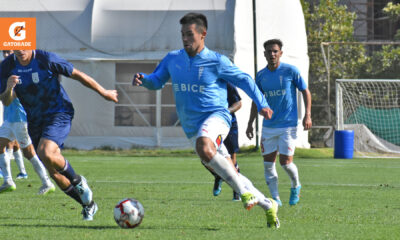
[224,121,239,154]
[28,112,73,149]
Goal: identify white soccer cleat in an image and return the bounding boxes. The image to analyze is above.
[38,183,56,195]
[82,201,98,221]
[74,176,93,206]
[0,181,16,193]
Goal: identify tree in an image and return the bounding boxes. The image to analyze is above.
[301,0,400,146]
[361,2,400,79]
[300,0,366,127]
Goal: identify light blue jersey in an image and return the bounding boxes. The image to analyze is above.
[256,62,307,128]
[3,97,27,123]
[140,47,268,138]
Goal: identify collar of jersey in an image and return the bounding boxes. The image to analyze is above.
[183,46,210,60]
[266,62,283,73]
[13,50,36,66]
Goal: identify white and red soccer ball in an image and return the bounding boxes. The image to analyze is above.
[114,198,144,229]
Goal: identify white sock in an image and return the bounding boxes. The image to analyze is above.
[281,162,300,188]
[264,161,279,199]
[6,148,13,158]
[0,153,13,182]
[14,149,27,174]
[238,173,272,210]
[203,153,249,195]
[29,155,52,186]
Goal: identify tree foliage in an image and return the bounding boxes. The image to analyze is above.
[301,0,400,128]
[383,2,400,20]
[302,0,356,42]
[362,2,400,78]
[301,0,366,126]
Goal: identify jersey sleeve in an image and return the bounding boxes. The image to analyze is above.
[140,54,171,90]
[217,55,269,111]
[291,65,307,91]
[43,51,74,77]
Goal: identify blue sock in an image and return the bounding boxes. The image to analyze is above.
[59,160,82,186]
[63,184,83,205]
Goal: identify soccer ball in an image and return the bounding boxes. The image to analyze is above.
[114,198,144,228]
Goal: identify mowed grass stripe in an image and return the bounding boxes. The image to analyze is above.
[1,150,399,240]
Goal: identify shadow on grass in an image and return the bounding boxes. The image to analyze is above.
[1,223,118,230]
[1,223,264,231]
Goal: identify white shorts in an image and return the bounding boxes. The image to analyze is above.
[261,126,297,156]
[0,121,32,148]
[189,116,230,158]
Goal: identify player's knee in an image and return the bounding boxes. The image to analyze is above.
[196,146,214,162]
[21,148,35,159]
[20,143,34,155]
[36,147,53,163]
[279,154,293,165]
[195,137,216,162]
[263,151,278,162]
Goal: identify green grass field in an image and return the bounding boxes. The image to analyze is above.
[1,148,399,240]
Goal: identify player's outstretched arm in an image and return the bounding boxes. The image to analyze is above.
[301,88,312,130]
[0,75,19,106]
[70,68,118,103]
[217,55,270,114]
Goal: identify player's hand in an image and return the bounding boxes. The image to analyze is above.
[132,73,144,86]
[259,107,273,120]
[246,124,254,140]
[103,89,118,103]
[303,114,312,130]
[6,75,20,90]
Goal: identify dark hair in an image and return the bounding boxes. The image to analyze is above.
[263,39,283,50]
[179,12,208,31]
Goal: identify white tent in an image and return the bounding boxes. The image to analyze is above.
[0,0,309,149]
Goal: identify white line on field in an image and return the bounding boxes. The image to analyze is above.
[94,180,395,188]
[301,164,400,169]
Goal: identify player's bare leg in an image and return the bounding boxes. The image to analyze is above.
[37,138,97,220]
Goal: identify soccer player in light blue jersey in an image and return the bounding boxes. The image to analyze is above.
[246,39,312,206]
[0,96,55,195]
[0,49,118,220]
[133,12,280,228]
[0,50,27,181]
[7,140,28,180]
